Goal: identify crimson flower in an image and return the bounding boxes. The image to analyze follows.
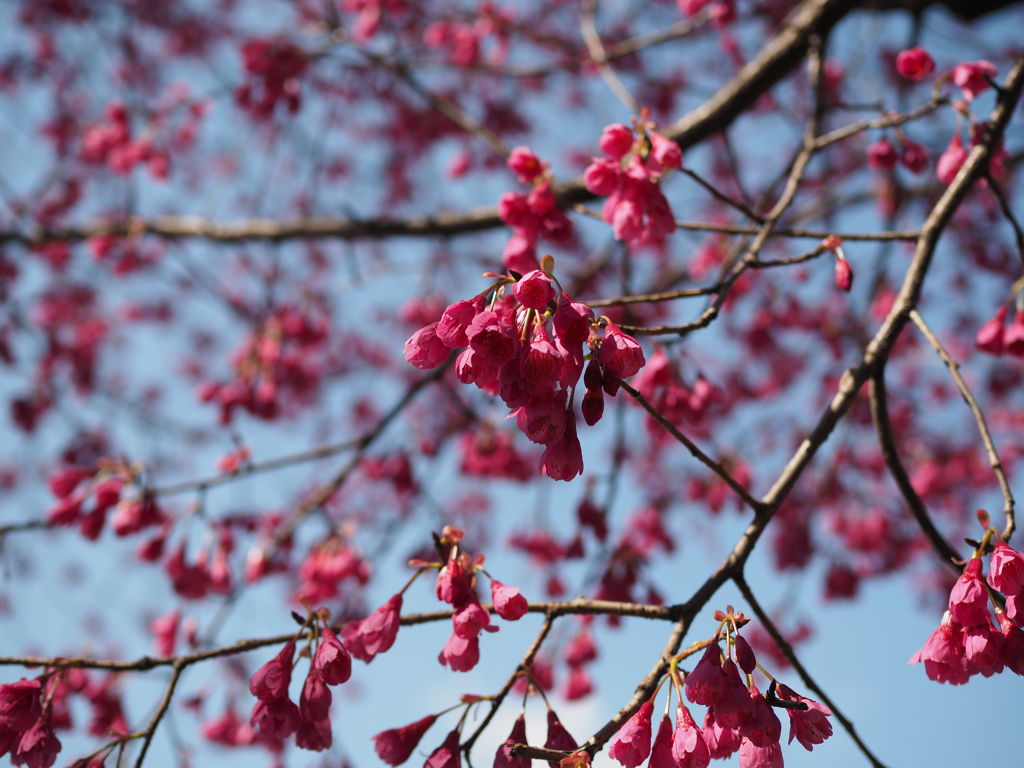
[313,626,352,686]
[702,709,741,760]
[952,60,998,101]
[404,323,449,370]
[248,641,295,702]
[438,632,480,672]
[936,134,967,185]
[599,324,645,379]
[545,709,577,768]
[895,47,935,81]
[608,700,654,768]
[909,611,973,684]
[737,738,783,768]
[671,703,710,768]
[977,309,1007,356]
[424,729,462,768]
[685,645,724,706]
[342,594,403,663]
[648,714,675,768]
[494,714,529,768]
[372,714,437,766]
[987,541,1024,595]
[949,557,991,627]
[491,579,529,620]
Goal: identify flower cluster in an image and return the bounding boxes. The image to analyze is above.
[0,677,61,768]
[427,526,529,672]
[79,102,172,179]
[248,610,354,753]
[497,147,574,275]
[584,117,681,245]
[605,607,832,768]
[235,38,308,118]
[865,135,929,175]
[404,262,647,482]
[910,519,1024,683]
[45,460,131,539]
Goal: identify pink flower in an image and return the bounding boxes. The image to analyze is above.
[456,348,499,388]
[709,660,753,730]
[949,557,990,627]
[671,704,710,768]
[648,714,675,768]
[545,709,577,766]
[249,696,301,740]
[514,270,556,310]
[685,645,725,705]
[866,139,897,171]
[600,324,645,379]
[150,609,180,657]
[648,131,682,169]
[553,294,594,345]
[438,632,480,672]
[508,146,544,183]
[342,594,403,663]
[452,597,498,638]
[834,258,853,292]
[248,641,295,702]
[899,139,929,173]
[581,388,604,426]
[425,729,462,768]
[313,626,352,685]
[734,634,757,674]
[499,192,533,227]
[564,667,594,701]
[467,311,520,367]
[599,124,634,159]
[1007,593,1022,622]
[702,709,741,760]
[737,738,783,768]
[895,47,935,81]
[437,299,483,349]
[584,158,621,196]
[539,409,584,482]
[47,466,91,498]
[987,541,1024,595]
[404,323,450,369]
[936,134,967,184]
[12,714,61,768]
[0,679,42,730]
[996,610,1024,676]
[608,701,654,768]
[963,622,1004,671]
[372,714,438,766]
[295,714,332,751]
[522,327,564,387]
[739,688,780,748]
[776,684,832,750]
[977,309,1006,355]
[952,60,998,101]
[299,672,332,722]
[909,610,973,684]
[491,579,529,620]
[201,704,256,746]
[436,557,473,606]
[1005,313,1024,358]
[517,393,568,446]
[495,715,529,768]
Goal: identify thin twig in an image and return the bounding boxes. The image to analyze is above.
[580,0,640,113]
[908,309,1016,541]
[734,575,889,768]
[133,662,184,768]
[985,171,1024,268]
[868,369,963,569]
[679,167,766,222]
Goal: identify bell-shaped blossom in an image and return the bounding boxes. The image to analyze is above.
[987,541,1024,595]
[899,139,929,173]
[952,60,998,101]
[949,558,990,627]
[313,626,352,686]
[150,609,180,657]
[249,696,301,740]
[295,714,332,752]
[648,714,675,768]
[437,299,483,349]
[12,714,61,768]
[581,388,604,426]
[545,709,577,767]
[685,645,725,705]
[734,634,756,674]
[0,679,42,731]
[648,131,682,169]
[553,294,594,345]
[47,467,91,499]
[495,715,529,768]
[895,47,935,81]
[436,558,473,606]
[467,312,520,367]
[909,610,973,684]
[702,709,741,760]
[996,610,1024,675]
[834,258,853,292]
[936,134,967,185]
[1007,593,1022,622]
[964,622,1004,672]
[201,704,257,747]
[711,660,754,730]
[404,323,450,369]
[438,632,480,672]
[739,688,780,748]
[425,729,462,768]
[599,124,634,159]
[515,270,556,310]
[372,714,437,766]
[600,324,645,379]
[342,594,403,663]
[456,348,500,388]
[866,139,897,170]
[249,641,295,702]
[977,308,1006,355]
[564,667,594,701]
[737,738,783,768]
[522,327,564,387]
[453,597,498,638]
[775,684,832,751]
[508,146,544,183]
[491,579,529,620]
[608,700,654,768]
[299,672,332,722]
[1005,313,1024,358]
[671,704,710,768]
[539,409,584,481]
[584,157,621,196]
[517,394,567,446]
[565,629,597,667]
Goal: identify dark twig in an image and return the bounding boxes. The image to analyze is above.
[619,381,763,511]
[679,167,766,222]
[581,0,640,113]
[133,662,184,768]
[868,369,964,569]
[734,575,889,768]
[908,309,1016,541]
[985,171,1024,267]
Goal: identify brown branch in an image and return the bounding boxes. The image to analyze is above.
[587,285,719,308]
[619,381,763,511]
[868,369,963,569]
[679,167,766,223]
[581,0,640,113]
[734,575,889,768]
[132,662,184,768]
[812,98,945,149]
[908,309,1016,542]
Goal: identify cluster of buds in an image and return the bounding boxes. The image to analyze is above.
[820,236,852,293]
[45,459,159,541]
[497,147,574,275]
[865,134,929,175]
[235,38,308,118]
[420,526,529,673]
[247,608,354,752]
[404,260,646,481]
[605,607,832,768]
[976,301,1024,357]
[583,114,681,245]
[79,102,171,179]
[910,511,1024,683]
